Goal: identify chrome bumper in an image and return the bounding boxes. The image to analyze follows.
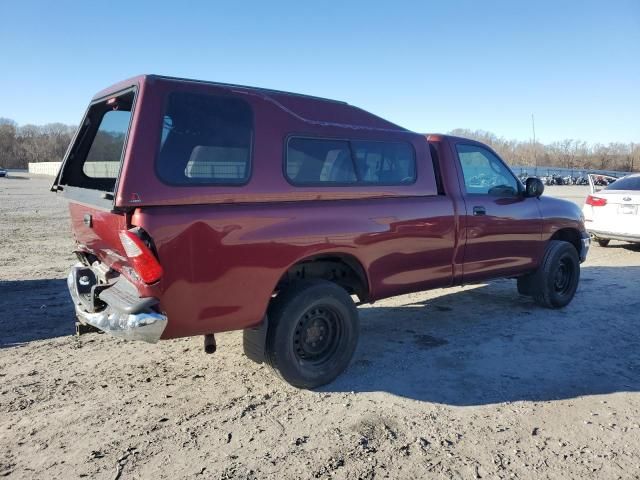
[588,230,640,244]
[67,265,167,343]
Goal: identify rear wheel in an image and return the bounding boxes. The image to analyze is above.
[528,240,580,308]
[597,238,610,247]
[265,280,359,388]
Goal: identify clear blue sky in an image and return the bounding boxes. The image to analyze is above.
[1,0,638,144]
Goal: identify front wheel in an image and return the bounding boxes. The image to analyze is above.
[265,280,359,388]
[529,240,580,308]
[597,238,610,247]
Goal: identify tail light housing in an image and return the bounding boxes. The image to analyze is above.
[119,229,163,284]
[586,195,607,207]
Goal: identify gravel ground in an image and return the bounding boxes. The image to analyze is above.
[1,176,639,479]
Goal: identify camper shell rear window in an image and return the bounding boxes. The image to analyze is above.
[57,89,135,193]
[155,91,253,186]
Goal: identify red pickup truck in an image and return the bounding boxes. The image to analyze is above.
[54,75,589,388]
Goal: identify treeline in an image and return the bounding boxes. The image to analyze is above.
[450,129,639,173]
[0,117,638,173]
[0,118,76,169]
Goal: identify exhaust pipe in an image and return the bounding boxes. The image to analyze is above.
[204,334,217,354]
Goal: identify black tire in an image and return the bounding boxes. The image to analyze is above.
[597,238,610,247]
[265,279,359,389]
[530,240,580,308]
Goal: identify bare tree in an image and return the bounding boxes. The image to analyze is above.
[0,118,636,173]
[449,129,637,172]
[0,118,18,167]
[0,119,76,169]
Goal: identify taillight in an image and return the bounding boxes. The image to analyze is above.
[586,195,607,207]
[119,230,163,284]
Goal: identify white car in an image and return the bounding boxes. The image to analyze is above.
[583,173,640,246]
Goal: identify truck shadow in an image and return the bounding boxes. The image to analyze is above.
[602,242,640,252]
[0,279,75,348]
[325,265,640,405]
[2,266,639,406]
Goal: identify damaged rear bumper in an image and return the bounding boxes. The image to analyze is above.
[67,264,167,343]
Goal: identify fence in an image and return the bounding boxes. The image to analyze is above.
[511,165,630,179]
[28,161,119,178]
[28,162,62,176]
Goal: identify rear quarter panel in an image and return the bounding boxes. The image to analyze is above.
[133,197,455,339]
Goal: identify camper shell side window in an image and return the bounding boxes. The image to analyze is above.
[285,136,417,186]
[155,91,254,186]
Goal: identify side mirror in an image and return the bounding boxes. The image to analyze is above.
[525,177,544,198]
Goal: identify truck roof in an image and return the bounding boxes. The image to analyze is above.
[92,74,409,133]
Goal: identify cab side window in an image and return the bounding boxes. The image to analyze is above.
[456,144,519,196]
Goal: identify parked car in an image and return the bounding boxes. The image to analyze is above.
[0,167,7,177]
[53,75,590,388]
[584,173,640,247]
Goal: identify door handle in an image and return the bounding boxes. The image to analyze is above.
[473,206,486,216]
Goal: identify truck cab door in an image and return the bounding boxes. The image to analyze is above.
[453,143,543,283]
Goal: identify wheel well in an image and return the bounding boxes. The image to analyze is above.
[276,254,369,302]
[550,228,581,254]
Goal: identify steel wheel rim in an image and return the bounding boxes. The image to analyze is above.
[554,256,574,295]
[293,305,342,365]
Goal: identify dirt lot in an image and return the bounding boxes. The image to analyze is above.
[1,177,639,479]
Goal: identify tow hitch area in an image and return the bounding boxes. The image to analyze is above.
[67,263,168,343]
